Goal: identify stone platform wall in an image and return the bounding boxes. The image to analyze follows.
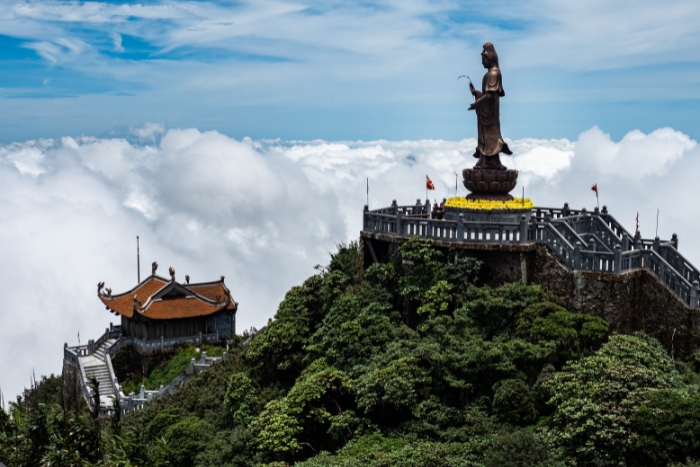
[362,233,700,358]
[529,245,700,358]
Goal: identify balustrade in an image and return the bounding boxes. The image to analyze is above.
[362,203,698,309]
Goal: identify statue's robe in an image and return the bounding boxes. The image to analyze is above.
[473,67,512,168]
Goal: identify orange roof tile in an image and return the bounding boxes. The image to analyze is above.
[98,275,237,320]
[185,283,237,310]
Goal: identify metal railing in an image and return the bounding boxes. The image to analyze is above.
[363,202,700,308]
[66,329,227,417]
[108,351,226,417]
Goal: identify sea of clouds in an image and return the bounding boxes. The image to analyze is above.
[0,124,698,402]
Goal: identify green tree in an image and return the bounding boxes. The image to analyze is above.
[224,373,259,426]
[546,333,681,466]
[253,360,358,458]
[627,389,700,467]
[492,379,537,426]
[164,416,215,467]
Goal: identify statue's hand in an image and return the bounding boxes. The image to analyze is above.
[468,102,476,111]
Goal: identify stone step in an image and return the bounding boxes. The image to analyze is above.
[82,361,114,397]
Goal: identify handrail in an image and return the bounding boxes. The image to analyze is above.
[658,244,700,284]
[76,352,93,410]
[66,330,229,417]
[105,353,118,399]
[363,203,699,308]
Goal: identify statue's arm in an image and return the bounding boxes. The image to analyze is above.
[468,90,495,110]
[469,82,482,99]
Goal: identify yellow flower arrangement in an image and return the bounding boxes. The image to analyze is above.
[445,197,534,211]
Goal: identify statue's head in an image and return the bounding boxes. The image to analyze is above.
[481,42,499,68]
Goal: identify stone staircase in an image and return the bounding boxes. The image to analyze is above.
[79,339,117,408]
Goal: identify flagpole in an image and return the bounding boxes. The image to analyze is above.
[656,209,659,237]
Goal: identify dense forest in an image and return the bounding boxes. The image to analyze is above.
[2,238,700,466]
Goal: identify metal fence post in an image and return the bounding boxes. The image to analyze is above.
[574,242,582,269]
[672,233,678,250]
[614,245,621,273]
[622,235,629,252]
[562,202,570,217]
[396,208,403,235]
[691,281,699,309]
[519,215,528,243]
[653,236,660,253]
[458,214,464,241]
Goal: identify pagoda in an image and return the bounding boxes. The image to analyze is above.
[98,263,237,341]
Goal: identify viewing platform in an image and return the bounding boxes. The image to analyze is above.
[362,200,700,310]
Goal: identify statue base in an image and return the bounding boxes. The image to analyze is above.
[465,193,514,201]
[463,168,518,199]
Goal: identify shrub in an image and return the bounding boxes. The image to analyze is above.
[546,333,681,465]
[627,389,700,467]
[492,379,537,426]
[164,416,215,467]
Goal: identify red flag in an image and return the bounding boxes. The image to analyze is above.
[426,175,435,190]
[591,183,599,208]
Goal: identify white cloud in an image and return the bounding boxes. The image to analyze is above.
[1,123,700,405]
[574,126,695,179]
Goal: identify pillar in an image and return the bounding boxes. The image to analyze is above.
[519,215,528,243]
[691,281,699,309]
[574,242,582,269]
[562,202,570,217]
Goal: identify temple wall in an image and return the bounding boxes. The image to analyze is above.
[205,310,236,337]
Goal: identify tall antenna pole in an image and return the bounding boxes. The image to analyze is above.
[137,235,141,283]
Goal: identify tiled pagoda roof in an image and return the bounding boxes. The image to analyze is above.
[98,272,237,320]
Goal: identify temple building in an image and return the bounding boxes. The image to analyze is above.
[98,264,237,341]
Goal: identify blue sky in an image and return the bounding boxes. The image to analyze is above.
[2,0,700,143]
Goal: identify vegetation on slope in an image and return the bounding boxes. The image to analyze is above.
[2,238,700,466]
[119,344,226,394]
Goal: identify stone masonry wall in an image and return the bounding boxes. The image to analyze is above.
[528,244,700,358]
[362,233,700,358]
